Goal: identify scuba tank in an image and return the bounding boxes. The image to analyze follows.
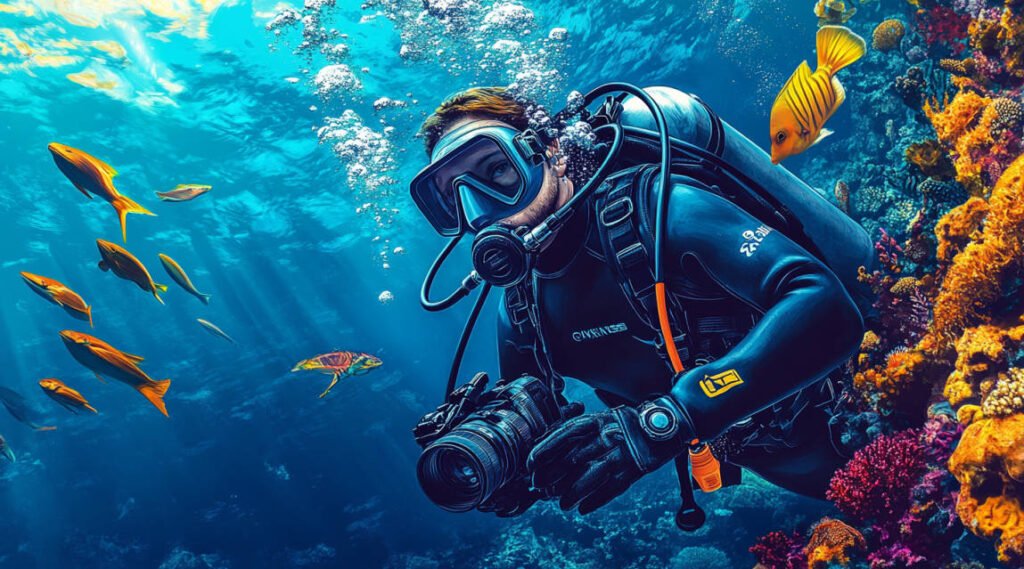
[616,86,876,318]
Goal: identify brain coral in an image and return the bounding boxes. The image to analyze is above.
[872,19,906,51]
[804,518,866,567]
[949,414,1024,565]
[982,368,1024,417]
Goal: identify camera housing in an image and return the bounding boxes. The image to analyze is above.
[414,373,562,512]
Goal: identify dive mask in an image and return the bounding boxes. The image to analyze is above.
[410,121,548,236]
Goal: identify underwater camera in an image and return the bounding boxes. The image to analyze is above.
[413,373,563,512]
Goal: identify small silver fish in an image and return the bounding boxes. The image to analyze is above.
[159,254,212,305]
[197,318,235,344]
[0,434,14,463]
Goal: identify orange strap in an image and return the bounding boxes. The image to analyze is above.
[655,282,685,373]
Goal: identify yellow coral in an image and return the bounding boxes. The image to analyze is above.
[944,322,1024,408]
[983,368,1024,417]
[804,518,866,567]
[872,19,905,51]
[949,414,1024,565]
[939,57,976,77]
[924,90,994,195]
[860,330,881,352]
[889,276,918,296]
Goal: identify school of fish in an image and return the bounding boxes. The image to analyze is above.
[6,141,380,463]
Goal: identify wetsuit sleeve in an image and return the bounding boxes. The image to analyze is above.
[496,293,546,381]
[661,183,864,442]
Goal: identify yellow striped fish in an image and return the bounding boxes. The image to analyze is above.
[770,25,866,164]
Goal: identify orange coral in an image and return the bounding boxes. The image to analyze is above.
[930,153,1024,345]
[872,19,905,51]
[949,414,1024,565]
[904,139,955,179]
[933,197,989,265]
[924,90,995,195]
[804,518,866,567]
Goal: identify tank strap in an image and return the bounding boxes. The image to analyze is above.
[690,93,725,159]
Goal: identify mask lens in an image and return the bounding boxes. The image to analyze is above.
[410,134,529,236]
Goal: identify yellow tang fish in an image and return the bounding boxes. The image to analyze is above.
[48,142,155,242]
[770,25,866,164]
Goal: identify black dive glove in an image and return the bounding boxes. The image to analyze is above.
[527,396,694,514]
[477,400,585,517]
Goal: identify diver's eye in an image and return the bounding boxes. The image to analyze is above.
[775,132,786,143]
[487,160,516,187]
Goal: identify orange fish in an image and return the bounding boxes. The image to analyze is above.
[96,239,168,304]
[769,26,866,164]
[48,142,154,242]
[39,378,98,414]
[59,330,171,417]
[20,271,93,327]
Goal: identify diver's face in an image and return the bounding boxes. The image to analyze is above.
[438,116,566,231]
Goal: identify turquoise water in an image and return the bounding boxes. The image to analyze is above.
[0,1,911,567]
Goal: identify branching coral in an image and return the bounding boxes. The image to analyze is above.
[827,430,928,524]
[750,531,806,569]
[949,414,1024,565]
[873,19,906,52]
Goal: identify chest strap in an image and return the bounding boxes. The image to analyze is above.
[596,166,692,371]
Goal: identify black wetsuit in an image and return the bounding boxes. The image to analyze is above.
[496,170,865,498]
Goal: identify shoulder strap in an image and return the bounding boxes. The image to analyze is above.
[595,166,693,371]
[505,280,563,392]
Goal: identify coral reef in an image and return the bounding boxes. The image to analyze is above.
[750,531,806,569]
[905,138,956,179]
[826,429,927,524]
[872,19,906,52]
[804,518,866,567]
[949,414,1024,565]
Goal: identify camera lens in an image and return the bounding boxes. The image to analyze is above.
[417,429,504,512]
[416,376,561,513]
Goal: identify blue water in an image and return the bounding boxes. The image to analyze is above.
[0,1,894,567]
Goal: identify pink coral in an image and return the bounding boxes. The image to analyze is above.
[915,6,972,55]
[750,531,807,569]
[826,430,927,524]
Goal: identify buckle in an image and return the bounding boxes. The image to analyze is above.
[514,130,546,165]
[600,196,634,227]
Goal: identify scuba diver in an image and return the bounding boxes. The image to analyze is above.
[409,80,874,530]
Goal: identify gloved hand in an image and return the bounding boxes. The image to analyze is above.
[526,396,694,514]
[477,400,585,518]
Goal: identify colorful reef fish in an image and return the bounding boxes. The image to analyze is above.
[47,142,154,242]
[96,239,168,304]
[813,0,856,26]
[0,434,14,463]
[0,386,56,431]
[20,271,93,327]
[39,378,98,415]
[59,330,171,417]
[197,318,234,343]
[155,184,211,202]
[769,25,866,164]
[292,351,382,399]
[160,254,212,305]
